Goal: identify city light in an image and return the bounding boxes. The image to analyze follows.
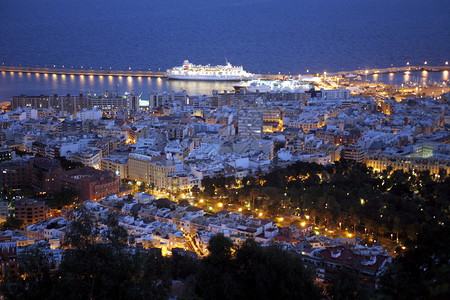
[0,3,447,298]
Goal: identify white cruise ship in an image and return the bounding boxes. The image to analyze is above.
[167,60,254,81]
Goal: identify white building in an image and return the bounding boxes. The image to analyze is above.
[70,149,102,169]
[238,109,263,139]
[320,88,350,100]
[76,108,102,121]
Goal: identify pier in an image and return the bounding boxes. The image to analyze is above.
[0,66,167,78]
[324,65,450,77]
[0,65,448,79]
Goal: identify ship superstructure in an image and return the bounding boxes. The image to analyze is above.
[234,79,314,92]
[167,60,254,81]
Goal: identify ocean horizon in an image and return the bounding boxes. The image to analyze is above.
[0,0,449,99]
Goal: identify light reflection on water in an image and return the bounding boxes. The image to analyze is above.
[403,73,410,83]
[370,70,445,86]
[0,71,447,101]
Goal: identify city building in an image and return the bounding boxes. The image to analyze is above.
[75,108,102,121]
[14,199,47,225]
[30,157,62,193]
[320,88,350,100]
[0,239,17,280]
[238,109,263,138]
[10,92,140,114]
[0,159,32,190]
[58,167,120,201]
[149,91,187,109]
[366,154,450,174]
[342,145,367,163]
[0,148,13,162]
[128,154,176,190]
[101,155,129,179]
[0,201,9,223]
[70,149,102,169]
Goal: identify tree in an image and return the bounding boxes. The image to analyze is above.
[195,234,239,300]
[170,251,199,281]
[64,208,99,249]
[327,268,362,300]
[201,176,216,198]
[0,245,55,300]
[102,212,128,248]
[55,209,171,299]
[47,187,79,209]
[1,213,24,230]
[234,239,320,300]
[190,185,201,197]
[138,183,147,193]
[195,235,321,300]
[380,222,450,300]
[56,156,84,171]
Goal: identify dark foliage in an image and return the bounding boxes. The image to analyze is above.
[46,187,79,209]
[1,213,24,230]
[379,222,450,300]
[0,210,171,300]
[201,160,449,245]
[55,156,84,171]
[195,234,321,300]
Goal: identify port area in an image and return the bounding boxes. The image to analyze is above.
[1,65,449,80]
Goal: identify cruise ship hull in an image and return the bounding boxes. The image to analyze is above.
[168,75,253,81]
